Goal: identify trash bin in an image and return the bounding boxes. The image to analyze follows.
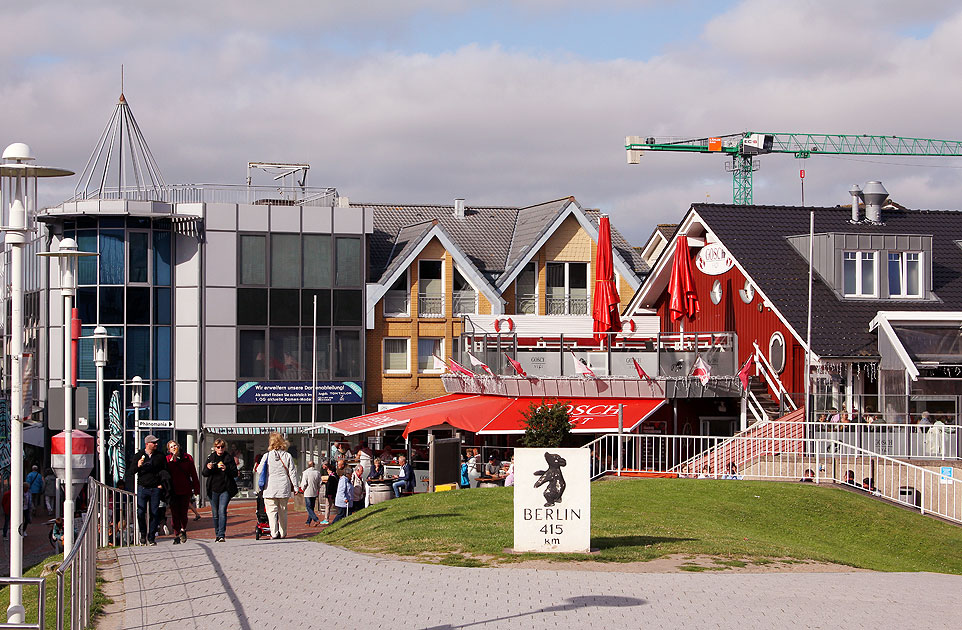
[898,486,920,508]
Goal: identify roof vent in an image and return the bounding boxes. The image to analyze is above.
[862,181,888,224]
[454,198,465,219]
[848,184,863,222]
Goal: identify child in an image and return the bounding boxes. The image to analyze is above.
[51,517,64,552]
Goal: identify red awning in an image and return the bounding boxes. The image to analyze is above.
[478,397,665,434]
[322,394,514,437]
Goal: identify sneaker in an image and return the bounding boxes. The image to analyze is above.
[140,537,147,546]
[320,520,329,525]
[193,515,201,521]
[180,531,187,543]
[215,537,225,542]
[172,537,181,545]
[147,540,157,546]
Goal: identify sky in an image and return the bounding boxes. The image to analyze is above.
[4,0,962,244]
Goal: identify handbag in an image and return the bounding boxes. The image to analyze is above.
[257,456,269,491]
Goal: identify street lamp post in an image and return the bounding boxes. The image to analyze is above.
[38,238,97,556]
[1,143,73,624]
[131,376,144,497]
[93,326,109,546]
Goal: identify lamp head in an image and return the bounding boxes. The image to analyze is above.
[2,142,34,162]
[131,375,144,408]
[93,326,109,365]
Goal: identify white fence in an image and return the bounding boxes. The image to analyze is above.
[584,433,962,525]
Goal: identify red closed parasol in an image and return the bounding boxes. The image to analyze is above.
[592,215,622,343]
[667,235,699,322]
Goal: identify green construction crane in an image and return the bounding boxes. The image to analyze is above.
[625,132,962,205]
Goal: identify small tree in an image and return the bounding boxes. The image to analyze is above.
[521,401,572,448]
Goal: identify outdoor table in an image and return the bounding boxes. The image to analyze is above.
[477,476,507,488]
[367,478,394,505]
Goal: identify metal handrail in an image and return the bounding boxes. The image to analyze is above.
[0,577,46,630]
[752,341,797,410]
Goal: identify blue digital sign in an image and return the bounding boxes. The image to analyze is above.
[236,381,363,404]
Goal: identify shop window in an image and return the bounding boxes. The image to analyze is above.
[126,326,150,379]
[77,287,97,325]
[335,237,361,286]
[237,405,268,423]
[417,338,443,373]
[238,330,266,378]
[334,330,361,378]
[154,381,171,421]
[516,262,537,314]
[843,251,876,297]
[271,234,301,288]
[268,404,301,423]
[154,288,171,325]
[332,404,362,422]
[153,327,171,380]
[383,338,409,373]
[129,232,149,283]
[300,328,331,379]
[333,289,362,326]
[100,287,124,324]
[237,288,268,326]
[240,234,267,285]
[104,327,124,380]
[303,235,332,288]
[888,252,921,297]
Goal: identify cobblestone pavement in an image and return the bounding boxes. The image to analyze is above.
[111,537,962,630]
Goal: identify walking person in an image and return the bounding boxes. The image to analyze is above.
[321,461,338,525]
[27,465,44,516]
[330,464,354,525]
[134,434,166,545]
[257,432,298,539]
[202,438,238,542]
[165,441,200,545]
[300,461,322,526]
[466,449,481,488]
[43,468,57,515]
[350,463,365,508]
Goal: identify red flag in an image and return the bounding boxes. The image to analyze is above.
[691,356,711,386]
[632,358,651,382]
[737,355,755,391]
[571,352,596,378]
[504,352,527,378]
[467,352,494,376]
[448,357,475,377]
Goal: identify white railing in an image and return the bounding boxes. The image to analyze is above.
[752,341,796,411]
[583,433,962,524]
[0,577,46,629]
[417,293,444,317]
[803,421,959,459]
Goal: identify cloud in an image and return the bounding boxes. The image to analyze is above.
[4,1,962,245]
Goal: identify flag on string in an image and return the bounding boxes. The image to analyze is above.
[632,358,651,382]
[467,352,494,376]
[432,354,447,371]
[448,357,476,377]
[504,352,527,378]
[691,356,711,386]
[737,355,755,392]
[571,352,596,379]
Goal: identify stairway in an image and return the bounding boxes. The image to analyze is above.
[748,378,782,419]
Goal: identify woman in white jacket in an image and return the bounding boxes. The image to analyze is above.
[258,433,299,539]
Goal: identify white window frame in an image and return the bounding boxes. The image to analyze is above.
[768,332,786,374]
[417,259,445,318]
[887,251,922,298]
[842,250,877,298]
[515,261,539,315]
[383,270,411,317]
[546,261,591,315]
[451,265,478,316]
[382,337,410,374]
[417,337,444,374]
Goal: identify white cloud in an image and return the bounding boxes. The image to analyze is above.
[4,1,962,244]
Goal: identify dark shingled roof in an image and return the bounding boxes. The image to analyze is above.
[694,203,962,358]
[656,224,678,240]
[360,199,648,286]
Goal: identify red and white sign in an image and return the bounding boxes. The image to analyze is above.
[694,242,734,276]
[479,397,665,434]
[51,430,96,499]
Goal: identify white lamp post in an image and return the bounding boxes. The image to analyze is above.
[130,376,144,497]
[92,326,111,547]
[38,237,97,557]
[1,143,73,624]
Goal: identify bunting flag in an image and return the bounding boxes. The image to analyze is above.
[448,357,476,377]
[632,358,651,382]
[737,355,755,392]
[571,352,596,379]
[504,352,527,378]
[432,354,447,371]
[467,352,494,376]
[691,356,711,386]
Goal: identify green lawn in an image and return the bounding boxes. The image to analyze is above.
[318,478,962,573]
[0,553,111,629]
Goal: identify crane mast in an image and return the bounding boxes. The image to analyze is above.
[626,132,962,205]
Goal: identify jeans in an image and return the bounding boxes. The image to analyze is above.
[392,480,407,498]
[209,491,230,539]
[169,493,190,535]
[137,486,162,542]
[304,496,319,523]
[330,505,348,524]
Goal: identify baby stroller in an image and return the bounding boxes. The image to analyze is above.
[253,492,272,540]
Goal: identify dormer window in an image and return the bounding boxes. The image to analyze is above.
[843,251,876,297]
[888,252,921,298]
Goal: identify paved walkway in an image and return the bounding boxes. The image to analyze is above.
[108,537,962,629]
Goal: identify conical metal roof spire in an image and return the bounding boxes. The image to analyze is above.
[75,91,167,201]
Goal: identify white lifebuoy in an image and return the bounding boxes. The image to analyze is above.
[494,317,515,333]
[621,318,636,332]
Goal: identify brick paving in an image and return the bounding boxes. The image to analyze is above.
[109,519,962,630]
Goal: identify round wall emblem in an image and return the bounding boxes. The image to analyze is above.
[695,242,734,276]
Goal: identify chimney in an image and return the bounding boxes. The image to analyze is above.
[862,181,888,224]
[454,198,465,219]
[848,184,863,222]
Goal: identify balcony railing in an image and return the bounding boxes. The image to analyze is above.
[418,293,444,317]
[452,290,477,315]
[65,183,339,207]
[383,290,410,316]
[516,293,537,314]
[546,296,588,315]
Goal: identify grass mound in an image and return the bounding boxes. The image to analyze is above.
[318,478,962,573]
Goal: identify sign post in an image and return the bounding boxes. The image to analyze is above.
[513,447,590,553]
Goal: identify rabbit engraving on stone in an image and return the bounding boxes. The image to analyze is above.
[533,452,567,507]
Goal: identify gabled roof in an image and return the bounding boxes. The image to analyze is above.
[633,202,962,358]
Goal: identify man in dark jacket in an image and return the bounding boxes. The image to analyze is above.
[134,434,166,545]
[201,438,238,542]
